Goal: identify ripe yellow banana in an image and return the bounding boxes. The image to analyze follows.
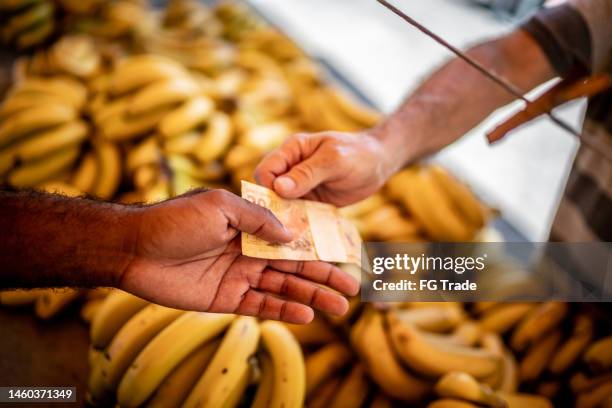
[251,353,274,408]
[194,111,233,163]
[0,103,76,147]
[428,399,480,408]
[307,376,342,408]
[423,321,483,347]
[499,351,519,393]
[358,204,420,241]
[184,316,260,408]
[259,320,306,408]
[129,77,200,116]
[584,335,612,373]
[92,97,130,126]
[239,120,292,152]
[428,165,488,229]
[16,120,88,162]
[0,0,41,11]
[305,341,352,396]
[309,89,363,132]
[92,140,121,199]
[80,298,104,324]
[110,54,189,95]
[325,87,381,127]
[88,305,184,401]
[391,305,465,333]
[387,313,501,380]
[479,303,535,334]
[369,393,393,408]
[0,289,47,306]
[519,329,562,382]
[283,316,338,346]
[339,193,388,219]
[163,131,200,155]
[575,381,612,408]
[0,146,16,177]
[3,2,54,42]
[328,363,370,408]
[571,372,612,394]
[350,308,433,402]
[158,95,214,138]
[10,76,86,109]
[510,302,567,352]
[147,339,221,408]
[8,146,79,188]
[133,164,159,190]
[51,34,100,78]
[0,92,60,120]
[221,366,251,408]
[34,288,81,319]
[126,137,160,172]
[549,314,593,374]
[38,180,82,197]
[387,168,476,241]
[16,19,54,49]
[101,107,167,141]
[117,312,235,408]
[497,392,553,408]
[90,290,149,349]
[435,372,505,407]
[70,152,98,194]
[167,154,225,181]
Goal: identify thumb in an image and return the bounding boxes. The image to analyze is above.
[273,155,331,199]
[218,192,293,243]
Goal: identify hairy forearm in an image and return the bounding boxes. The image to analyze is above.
[0,191,141,289]
[374,29,556,172]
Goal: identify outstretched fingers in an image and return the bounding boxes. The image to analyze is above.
[268,260,360,297]
[235,289,314,324]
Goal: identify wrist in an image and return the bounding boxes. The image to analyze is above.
[110,204,144,289]
[368,123,415,177]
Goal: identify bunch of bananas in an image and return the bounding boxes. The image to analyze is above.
[0,287,110,320]
[341,165,491,242]
[86,290,305,408]
[0,0,56,49]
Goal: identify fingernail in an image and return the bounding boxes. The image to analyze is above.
[275,176,295,193]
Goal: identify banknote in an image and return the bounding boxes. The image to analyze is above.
[241,181,362,265]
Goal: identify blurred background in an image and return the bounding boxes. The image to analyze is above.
[247,0,585,241]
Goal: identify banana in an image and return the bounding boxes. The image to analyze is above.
[479,332,504,389]
[126,137,160,172]
[339,193,387,219]
[325,87,381,127]
[194,111,233,163]
[38,180,82,197]
[90,290,149,349]
[497,392,553,408]
[391,305,465,333]
[80,298,104,324]
[387,312,501,380]
[9,76,86,109]
[221,366,251,408]
[16,19,54,49]
[479,303,535,334]
[129,77,200,115]
[537,381,560,400]
[167,154,225,181]
[162,131,201,155]
[310,89,363,132]
[307,376,342,408]
[158,95,214,138]
[549,314,594,374]
[283,316,338,346]
[146,340,221,408]
[571,372,612,394]
[499,351,519,393]
[305,341,352,396]
[428,166,488,229]
[428,399,480,408]
[0,91,60,120]
[328,363,370,408]
[8,146,79,188]
[88,305,185,401]
[574,382,612,408]
[251,353,274,408]
[350,308,432,402]
[239,120,292,151]
[387,168,476,241]
[358,204,420,241]
[423,321,483,347]
[3,2,54,42]
[0,0,40,11]
[369,392,393,408]
[472,302,499,314]
[34,288,81,319]
[0,289,46,306]
[16,120,88,162]
[184,316,260,408]
[51,34,100,78]
[143,177,171,203]
[133,164,159,190]
[434,372,506,407]
[0,146,16,177]
[110,54,189,95]
[584,335,612,373]
[101,107,167,141]
[0,103,76,147]
[510,302,567,352]
[92,140,121,199]
[259,320,306,408]
[92,97,130,126]
[70,152,98,194]
[519,329,562,382]
[117,312,235,408]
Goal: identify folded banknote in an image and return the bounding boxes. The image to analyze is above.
[241,181,361,265]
